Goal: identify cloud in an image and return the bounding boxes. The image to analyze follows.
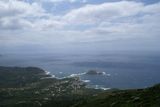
[61,1,160,42]
[39,0,87,3]
[0,17,33,30]
[0,0,44,17]
[0,0,46,30]
[0,0,160,48]
[63,1,144,24]
[1,0,159,31]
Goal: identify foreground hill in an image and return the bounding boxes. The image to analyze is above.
[0,66,160,107]
[0,66,101,107]
[73,84,160,107]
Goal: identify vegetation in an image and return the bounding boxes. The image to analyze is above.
[0,66,101,107]
[73,84,160,107]
[0,66,160,107]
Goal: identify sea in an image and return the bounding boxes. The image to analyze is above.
[0,51,160,89]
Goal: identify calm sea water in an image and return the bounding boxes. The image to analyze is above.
[0,52,160,89]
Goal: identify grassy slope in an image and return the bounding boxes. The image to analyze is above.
[73,84,160,107]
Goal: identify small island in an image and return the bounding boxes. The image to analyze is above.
[86,70,105,75]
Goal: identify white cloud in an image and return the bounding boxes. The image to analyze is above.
[0,0,44,17]
[0,0,63,30]
[0,17,33,29]
[63,1,144,24]
[1,0,159,31]
[39,0,87,3]
[0,0,46,30]
[60,1,160,43]
[0,0,160,48]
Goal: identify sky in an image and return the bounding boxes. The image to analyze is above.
[0,0,160,54]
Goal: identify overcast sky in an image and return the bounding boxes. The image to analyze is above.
[0,0,160,53]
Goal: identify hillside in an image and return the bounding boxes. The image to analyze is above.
[73,84,160,107]
[0,66,160,107]
[0,66,101,107]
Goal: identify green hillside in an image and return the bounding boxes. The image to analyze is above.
[0,66,101,107]
[73,84,160,107]
[0,66,160,107]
